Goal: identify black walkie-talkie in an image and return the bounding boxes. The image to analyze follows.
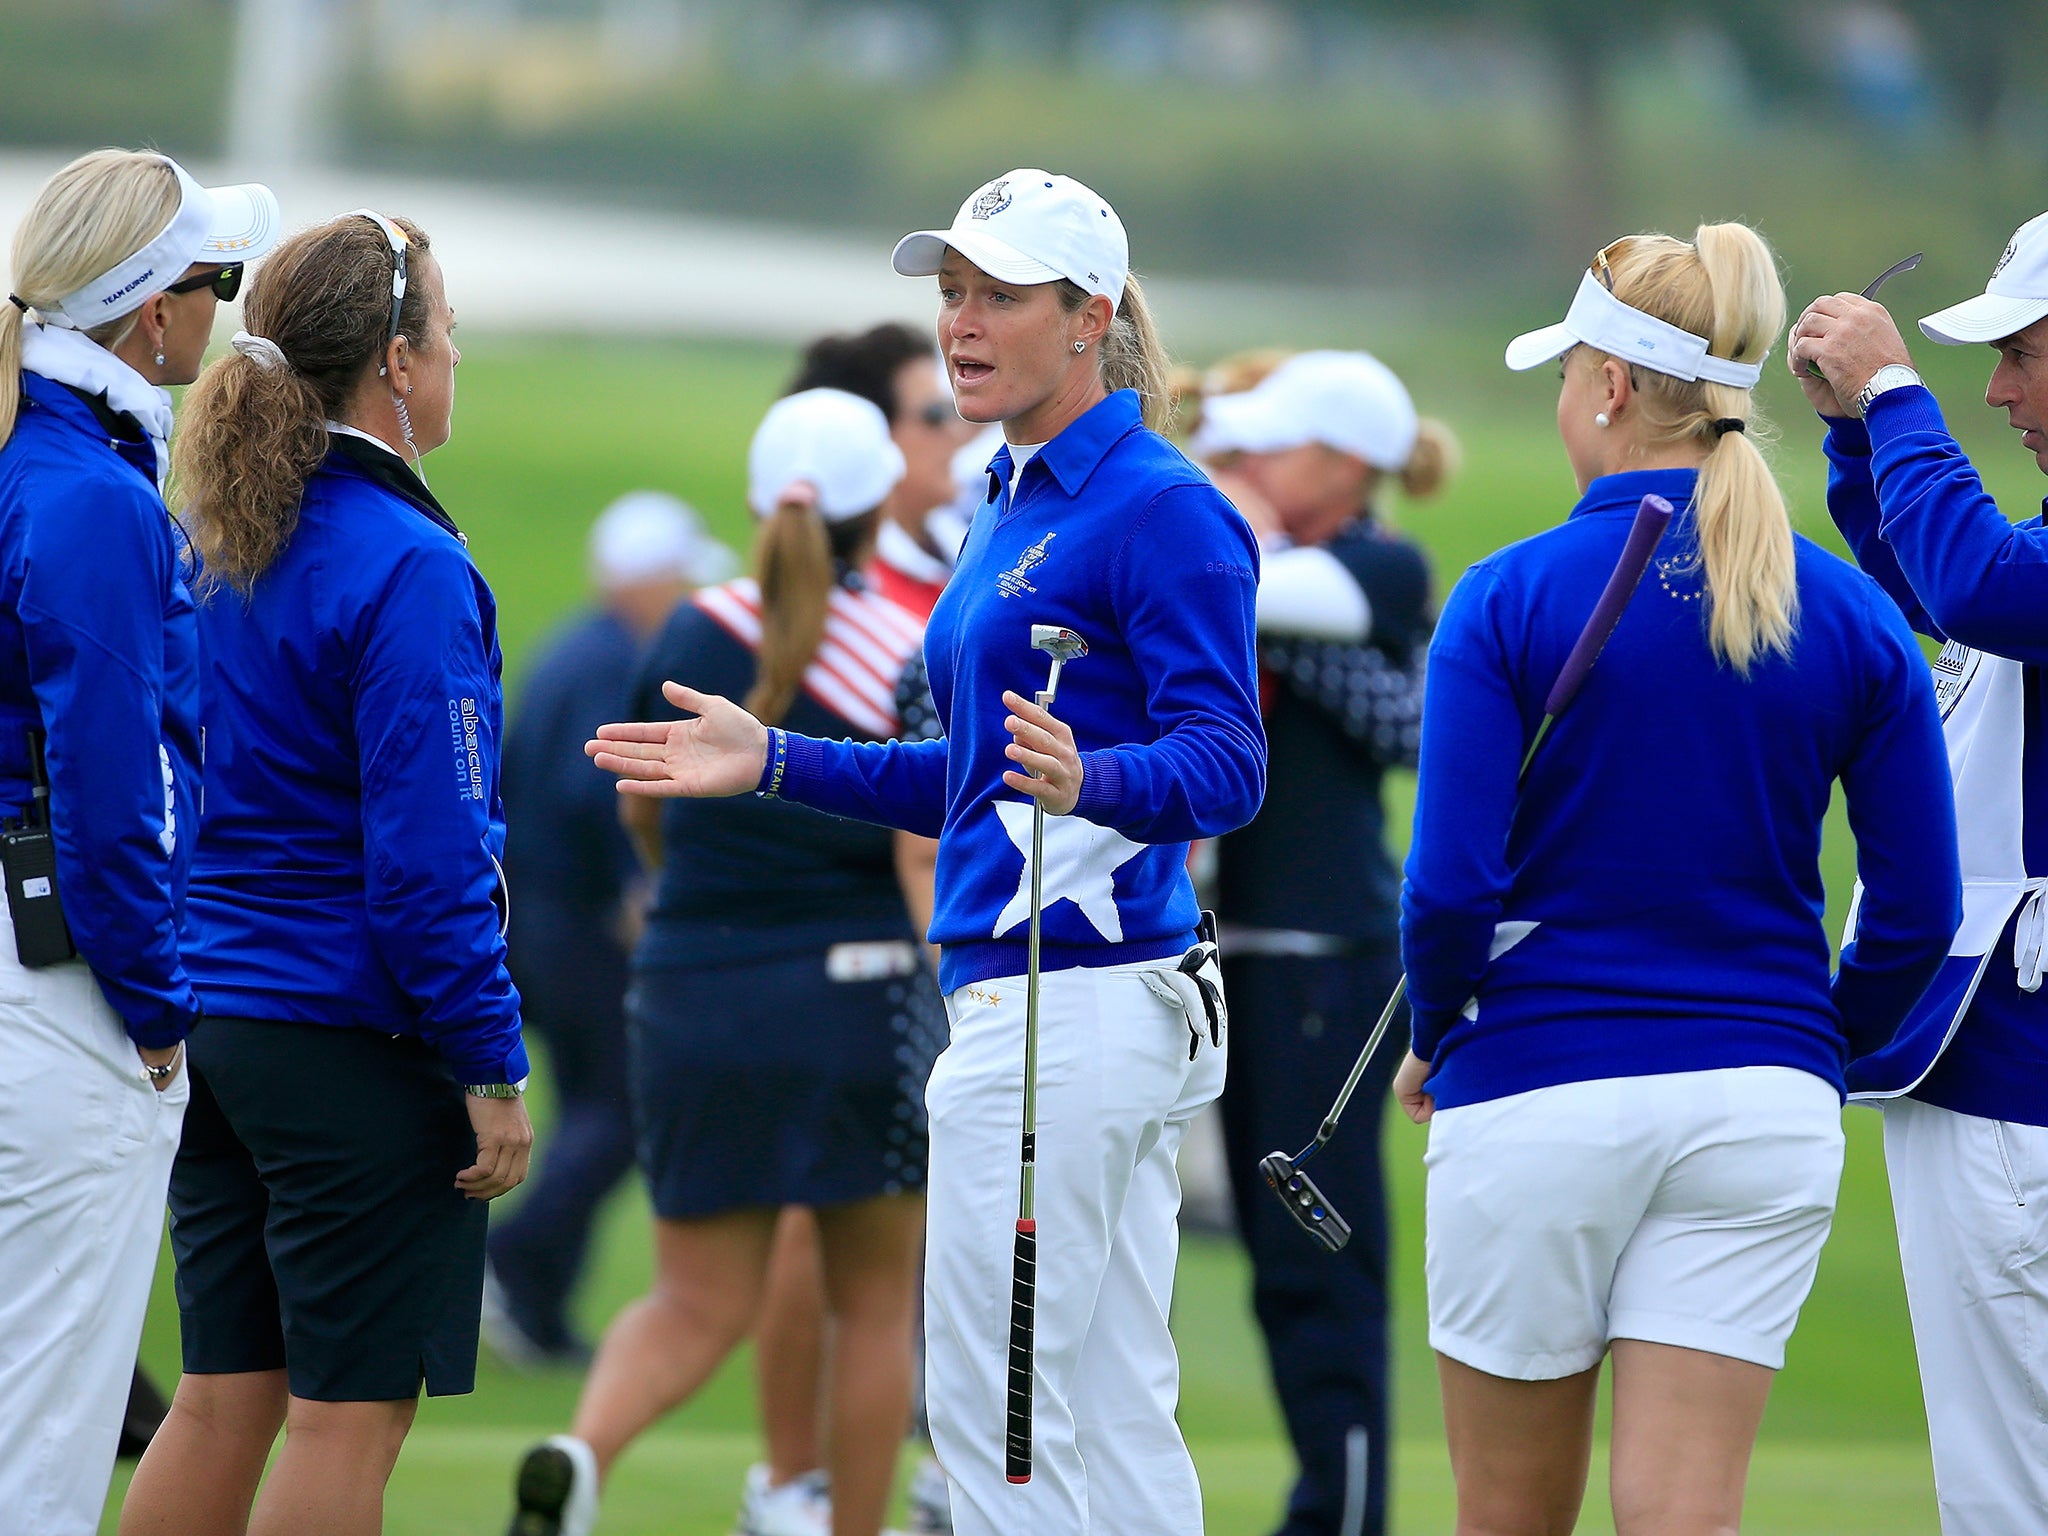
[1,728,76,966]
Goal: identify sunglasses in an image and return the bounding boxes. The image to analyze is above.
[166,263,244,302]
[1591,239,1628,294]
[915,401,960,429]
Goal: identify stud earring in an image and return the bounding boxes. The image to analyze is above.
[154,349,166,367]
[1074,341,1086,354]
[1595,411,1611,428]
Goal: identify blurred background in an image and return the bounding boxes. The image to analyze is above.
[6,1,2045,1531]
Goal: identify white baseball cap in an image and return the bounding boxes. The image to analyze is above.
[588,490,738,589]
[1504,271,1763,388]
[1920,211,2048,345]
[1192,351,1420,471]
[748,389,907,521]
[892,170,1129,307]
[42,155,281,330]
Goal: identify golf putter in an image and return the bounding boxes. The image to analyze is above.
[1261,494,1676,1253]
[1807,250,1923,377]
[1006,622,1087,1484]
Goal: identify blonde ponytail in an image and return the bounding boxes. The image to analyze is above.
[745,500,835,725]
[1058,273,1174,433]
[1399,417,1461,501]
[1601,222,1795,674]
[2,149,181,452]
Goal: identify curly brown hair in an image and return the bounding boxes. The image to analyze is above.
[173,213,436,593]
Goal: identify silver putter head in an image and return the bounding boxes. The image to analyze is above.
[1030,625,1088,702]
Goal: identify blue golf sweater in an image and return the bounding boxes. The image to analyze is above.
[763,389,1267,994]
[1824,384,2048,1126]
[1402,468,1959,1111]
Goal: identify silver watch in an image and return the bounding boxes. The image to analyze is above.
[1854,364,1922,417]
[465,1075,529,1099]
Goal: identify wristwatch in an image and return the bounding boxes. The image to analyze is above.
[1854,364,1922,417]
[465,1075,529,1099]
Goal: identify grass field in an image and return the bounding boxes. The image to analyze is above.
[103,326,2045,1534]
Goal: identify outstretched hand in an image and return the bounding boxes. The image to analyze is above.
[587,681,770,799]
[1002,690,1084,815]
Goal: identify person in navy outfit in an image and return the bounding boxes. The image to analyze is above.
[123,210,531,1536]
[1399,224,1959,1536]
[485,491,735,1369]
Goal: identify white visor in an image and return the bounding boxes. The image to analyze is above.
[1505,272,1764,389]
[45,157,281,330]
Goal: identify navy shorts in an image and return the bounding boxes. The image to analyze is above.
[629,945,945,1219]
[168,1016,488,1400]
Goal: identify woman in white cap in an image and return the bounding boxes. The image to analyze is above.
[583,170,1265,1536]
[510,388,939,1536]
[1193,350,1455,1536]
[1398,225,1958,1535]
[0,146,277,1534]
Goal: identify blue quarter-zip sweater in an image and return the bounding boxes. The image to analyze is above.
[183,434,528,1084]
[1824,384,2048,1126]
[1403,468,1959,1111]
[0,372,199,1047]
[763,390,1266,994]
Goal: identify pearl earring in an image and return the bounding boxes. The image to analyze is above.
[1595,411,1611,428]
[1074,341,1086,353]
[154,349,166,367]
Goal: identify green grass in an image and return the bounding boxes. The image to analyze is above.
[103,327,2033,1532]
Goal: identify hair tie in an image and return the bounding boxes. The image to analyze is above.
[1709,418,1746,439]
[230,330,289,371]
[5,295,27,313]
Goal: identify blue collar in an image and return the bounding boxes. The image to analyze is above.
[1569,466,1698,521]
[985,389,1145,504]
[16,370,158,489]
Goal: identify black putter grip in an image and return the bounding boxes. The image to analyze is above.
[1005,1220,1037,1482]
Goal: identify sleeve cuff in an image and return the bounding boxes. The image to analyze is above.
[1821,413,1871,456]
[448,1036,531,1086]
[766,730,828,801]
[1863,382,1945,446]
[1072,748,1125,822]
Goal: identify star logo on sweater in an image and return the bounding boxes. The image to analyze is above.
[992,801,1144,942]
[997,532,1056,598]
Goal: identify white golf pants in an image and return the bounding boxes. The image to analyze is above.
[0,927,186,1536]
[1885,1096,2048,1535]
[927,958,1226,1536]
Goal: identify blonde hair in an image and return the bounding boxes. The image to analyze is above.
[1,149,181,451]
[1056,274,1174,432]
[1596,223,1793,674]
[1398,418,1460,501]
[742,501,879,725]
[174,214,435,592]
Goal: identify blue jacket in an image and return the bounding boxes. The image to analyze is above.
[0,371,199,1047]
[1824,385,2048,1125]
[183,434,528,1084]
[766,390,1267,993]
[1402,467,1959,1110]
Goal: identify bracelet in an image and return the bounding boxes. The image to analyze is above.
[140,1043,183,1082]
[761,727,789,798]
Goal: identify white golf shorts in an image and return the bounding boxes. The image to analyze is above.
[1424,1064,1844,1380]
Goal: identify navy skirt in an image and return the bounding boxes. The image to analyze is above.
[628,943,946,1219]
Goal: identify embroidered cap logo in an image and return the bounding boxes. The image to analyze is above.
[971,179,1013,221]
[1995,237,2020,279]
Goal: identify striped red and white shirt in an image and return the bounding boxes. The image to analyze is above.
[695,576,925,741]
